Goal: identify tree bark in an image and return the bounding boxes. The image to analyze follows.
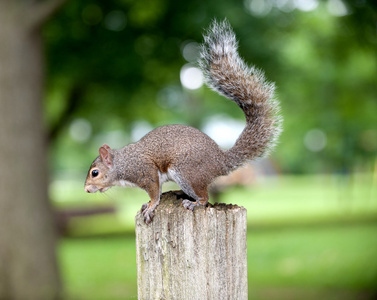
[135,192,248,300]
[0,1,65,299]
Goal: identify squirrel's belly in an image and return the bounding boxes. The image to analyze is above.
[158,169,180,185]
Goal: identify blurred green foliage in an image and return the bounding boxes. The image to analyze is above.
[51,174,377,236]
[44,2,377,297]
[43,0,377,174]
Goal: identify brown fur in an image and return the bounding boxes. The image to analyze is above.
[84,20,282,224]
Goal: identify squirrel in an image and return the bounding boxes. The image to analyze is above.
[84,20,282,224]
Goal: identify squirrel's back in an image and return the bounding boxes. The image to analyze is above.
[137,124,229,175]
[199,20,282,170]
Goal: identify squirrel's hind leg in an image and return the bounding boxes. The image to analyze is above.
[168,168,210,211]
[181,185,209,211]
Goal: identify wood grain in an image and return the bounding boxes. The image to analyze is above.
[135,191,248,300]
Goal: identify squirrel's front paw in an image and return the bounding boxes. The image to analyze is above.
[140,203,148,212]
[141,203,155,224]
[182,199,198,211]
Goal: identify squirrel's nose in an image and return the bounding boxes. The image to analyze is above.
[85,185,99,193]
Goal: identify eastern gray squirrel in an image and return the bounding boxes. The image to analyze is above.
[84,20,282,224]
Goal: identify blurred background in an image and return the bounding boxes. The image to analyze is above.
[0,0,376,299]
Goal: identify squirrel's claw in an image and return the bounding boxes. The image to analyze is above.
[182,199,198,211]
[143,211,154,224]
[141,203,155,224]
[140,203,148,212]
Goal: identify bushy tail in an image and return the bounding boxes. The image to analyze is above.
[199,19,282,169]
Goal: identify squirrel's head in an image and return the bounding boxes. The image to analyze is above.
[84,144,117,193]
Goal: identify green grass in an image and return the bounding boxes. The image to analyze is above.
[247,224,377,298]
[59,237,138,300]
[221,174,377,227]
[59,223,377,300]
[55,173,377,299]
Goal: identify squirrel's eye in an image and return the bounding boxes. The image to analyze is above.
[92,169,99,178]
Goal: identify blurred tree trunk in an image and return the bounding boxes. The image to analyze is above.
[0,1,66,299]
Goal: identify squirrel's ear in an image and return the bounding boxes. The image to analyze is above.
[99,144,113,168]
[101,144,112,151]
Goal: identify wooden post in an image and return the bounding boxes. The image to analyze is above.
[135,191,248,300]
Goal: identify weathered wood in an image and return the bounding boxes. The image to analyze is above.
[135,191,248,300]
